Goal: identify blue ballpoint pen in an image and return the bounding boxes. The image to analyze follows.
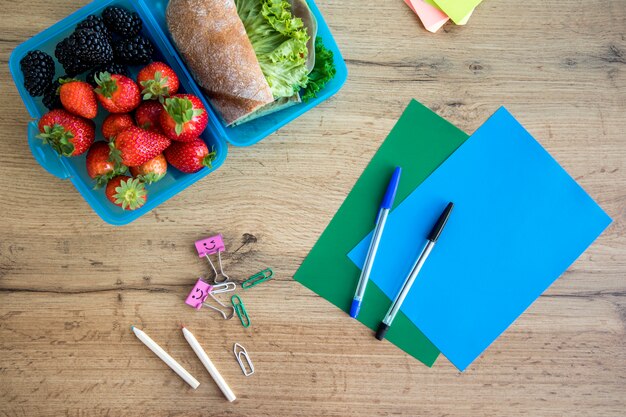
[350,166,402,319]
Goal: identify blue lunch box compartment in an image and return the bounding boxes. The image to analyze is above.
[140,0,348,147]
[9,0,347,225]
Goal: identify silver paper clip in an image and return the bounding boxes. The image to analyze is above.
[212,281,236,294]
[185,278,234,320]
[194,234,231,284]
[233,343,254,377]
[202,293,235,320]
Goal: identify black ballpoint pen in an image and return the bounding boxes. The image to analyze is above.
[375,202,454,341]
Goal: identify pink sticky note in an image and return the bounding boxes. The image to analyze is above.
[194,234,225,257]
[404,0,449,33]
[185,278,213,310]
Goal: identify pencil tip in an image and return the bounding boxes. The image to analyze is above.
[130,325,135,331]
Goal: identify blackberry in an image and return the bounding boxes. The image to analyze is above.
[42,75,67,110]
[76,15,112,43]
[86,63,129,87]
[68,29,114,66]
[19,50,55,97]
[102,6,142,39]
[55,37,93,76]
[113,35,154,65]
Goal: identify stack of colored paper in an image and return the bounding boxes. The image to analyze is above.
[294,100,611,371]
[403,0,482,32]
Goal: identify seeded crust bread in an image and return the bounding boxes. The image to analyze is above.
[166,0,274,125]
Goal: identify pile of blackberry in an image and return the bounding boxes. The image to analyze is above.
[21,6,155,100]
[20,50,55,97]
[53,6,153,76]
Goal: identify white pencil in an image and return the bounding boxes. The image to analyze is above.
[131,326,200,389]
[182,326,236,402]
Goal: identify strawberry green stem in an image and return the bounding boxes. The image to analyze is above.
[37,124,75,156]
[114,178,147,210]
[94,72,118,98]
[164,97,204,136]
[141,71,170,102]
[202,149,217,168]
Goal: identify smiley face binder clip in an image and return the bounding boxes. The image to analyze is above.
[185,278,235,320]
[195,234,231,284]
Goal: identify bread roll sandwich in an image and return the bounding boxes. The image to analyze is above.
[166,0,335,126]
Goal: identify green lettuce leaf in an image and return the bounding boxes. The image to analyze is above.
[236,0,310,99]
[301,37,336,101]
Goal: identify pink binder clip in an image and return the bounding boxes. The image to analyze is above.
[195,234,231,284]
[185,278,235,320]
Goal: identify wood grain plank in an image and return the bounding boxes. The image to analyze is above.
[0,0,624,416]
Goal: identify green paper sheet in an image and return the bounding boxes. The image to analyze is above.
[433,0,482,24]
[293,99,468,366]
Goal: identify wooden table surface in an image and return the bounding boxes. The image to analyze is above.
[1,0,625,416]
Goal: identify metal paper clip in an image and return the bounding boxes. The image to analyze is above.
[241,268,273,290]
[231,295,250,328]
[185,278,234,320]
[194,234,231,284]
[202,293,235,320]
[212,282,236,294]
[233,343,254,376]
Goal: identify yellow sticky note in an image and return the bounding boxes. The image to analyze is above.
[432,0,482,24]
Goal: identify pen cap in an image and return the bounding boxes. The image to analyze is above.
[427,202,454,242]
[375,323,390,341]
[381,167,402,210]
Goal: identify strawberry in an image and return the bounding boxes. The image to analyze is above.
[37,109,95,156]
[135,101,163,132]
[86,141,127,189]
[137,61,180,102]
[159,94,208,142]
[105,176,147,211]
[164,139,216,173]
[101,113,135,141]
[59,79,98,119]
[130,154,167,184]
[111,126,171,167]
[94,72,141,113]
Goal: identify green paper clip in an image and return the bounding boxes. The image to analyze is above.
[231,295,250,328]
[242,268,273,290]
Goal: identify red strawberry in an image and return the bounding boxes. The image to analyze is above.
[159,94,208,142]
[37,109,95,156]
[135,101,163,132]
[164,139,215,173]
[102,113,135,141]
[59,79,98,119]
[105,176,147,211]
[130,154,167,184]
[111,126,171,167]
[86,142,127,188]
[137,61,180,102]
[94,72,141,113]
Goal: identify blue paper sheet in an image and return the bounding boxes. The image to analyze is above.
[348,107,612,371]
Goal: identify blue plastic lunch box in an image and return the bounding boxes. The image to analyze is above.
[9,0,347,225]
